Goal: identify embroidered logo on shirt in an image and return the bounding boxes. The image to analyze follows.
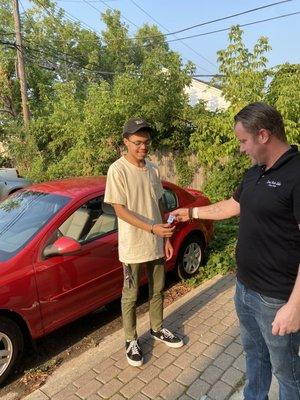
[266,180,282,188]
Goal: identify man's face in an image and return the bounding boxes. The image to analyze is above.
[124,131,151,161]
[234,122,265,165]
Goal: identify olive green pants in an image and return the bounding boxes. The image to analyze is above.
[121,258,165,341]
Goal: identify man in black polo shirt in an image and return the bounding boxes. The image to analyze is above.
[172,102,300,400]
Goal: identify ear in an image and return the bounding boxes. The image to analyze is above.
[257,129,271,144]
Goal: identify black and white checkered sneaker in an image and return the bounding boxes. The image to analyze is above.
[150,328,184,348]
[125,339,143,366]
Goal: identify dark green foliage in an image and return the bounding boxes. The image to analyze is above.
[187,220,238,287]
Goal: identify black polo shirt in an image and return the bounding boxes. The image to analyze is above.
[233,147,300,300]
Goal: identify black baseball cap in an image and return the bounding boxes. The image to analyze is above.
[122,117,153,137]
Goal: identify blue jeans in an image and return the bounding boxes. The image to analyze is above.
[235,279,300,400]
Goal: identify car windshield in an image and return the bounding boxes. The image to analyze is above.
[0,191,70,261]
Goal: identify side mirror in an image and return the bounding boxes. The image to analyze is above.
[43,237,81,258]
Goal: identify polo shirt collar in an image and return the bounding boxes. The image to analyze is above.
[261,145,298,173]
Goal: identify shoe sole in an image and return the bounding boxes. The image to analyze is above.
[126,355,143,367]
[151,334,184,348]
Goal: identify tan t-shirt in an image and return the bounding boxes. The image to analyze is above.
[104,156,164,264]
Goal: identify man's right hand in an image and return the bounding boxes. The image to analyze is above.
[170,208,190,222]
[153,223,175,238]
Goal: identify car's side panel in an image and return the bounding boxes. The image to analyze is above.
[0,258,43,339]
[34,232,122,335]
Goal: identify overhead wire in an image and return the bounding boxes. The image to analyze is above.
[34,0,99,33]
[127,0,216,75]
[19,0,119,76]
[1,39,223,78]
[82,0,139,29]
[0,39,16,48]
[7,1,299,79]
[129,0,292,40]
[0,30,15,36]
[167,11,300,43]
[22,39,119,75]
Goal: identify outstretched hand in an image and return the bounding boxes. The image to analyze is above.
[171,208,190,223]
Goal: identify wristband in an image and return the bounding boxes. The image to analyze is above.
[150,224,155,234]
[192,208,198,219]
[188,208,193,220]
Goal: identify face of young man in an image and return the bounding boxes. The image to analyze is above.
[234,121,268,166]
[124,130,151,163]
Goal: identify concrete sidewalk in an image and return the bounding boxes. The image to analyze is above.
[17,274,277,400]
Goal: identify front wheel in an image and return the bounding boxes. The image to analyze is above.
[177,234,205,280]
[0,317,24,386]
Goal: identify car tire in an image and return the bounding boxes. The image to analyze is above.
[0,317,24,386]
[177,234,205,280]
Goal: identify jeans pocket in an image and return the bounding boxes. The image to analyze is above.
[258,293,286,308]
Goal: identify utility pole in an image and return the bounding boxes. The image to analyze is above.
[13,0,30,127]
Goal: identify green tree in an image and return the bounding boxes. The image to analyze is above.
[216,25,271,112]
[189,26,271,200]
[265,63,300,145]
[1,1,194,179]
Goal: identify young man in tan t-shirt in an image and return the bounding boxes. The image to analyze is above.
[104,118,183,366]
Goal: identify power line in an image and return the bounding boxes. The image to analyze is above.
[20,0,209,77]
[34,0,99,33]
[19,0,96,64]
[15,2,298,80]
[0,29,15,36]
[18,1,152,78]
[20,0,116,76]
[136,0,292,40]
[82,0,139,29]
[23,41,118,75]
[192,75,225,78]
[167,11,300,43]
[0,39,16,48]
[3,39,223,79]
[128,0,216,75]
[1,42,225,79]
[58,0,118,2]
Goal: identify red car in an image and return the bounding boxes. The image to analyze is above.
[0,177,213,384]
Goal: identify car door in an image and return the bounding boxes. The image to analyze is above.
[34,195,123,334]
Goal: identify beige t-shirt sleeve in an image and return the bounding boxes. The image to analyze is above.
[104,165,126,206]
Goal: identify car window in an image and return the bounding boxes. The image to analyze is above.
[161,188,178,212]
[58,197,117,243]
[0,191,70,261]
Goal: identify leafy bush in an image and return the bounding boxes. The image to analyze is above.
[202,156,250,202]
[187,219,238,287]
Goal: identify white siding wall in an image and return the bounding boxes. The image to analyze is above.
[185,79,230,111]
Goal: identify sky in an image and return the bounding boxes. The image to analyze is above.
[21,0,300,77]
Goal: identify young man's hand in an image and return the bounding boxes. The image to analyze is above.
[164,238,174,261]
[171,208,190,222]
[153,223,175,238]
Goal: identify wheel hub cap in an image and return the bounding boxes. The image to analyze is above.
[183,242,202,274]
[0,333,13,376]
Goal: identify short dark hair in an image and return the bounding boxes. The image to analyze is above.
[234,102,286,142]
